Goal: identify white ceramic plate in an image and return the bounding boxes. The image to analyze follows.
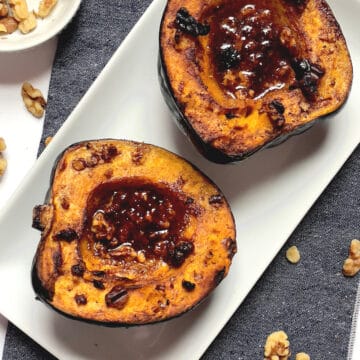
[0,0,81,52]
[0,0,359,358]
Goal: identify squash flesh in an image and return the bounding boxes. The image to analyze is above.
[32,140,236,325]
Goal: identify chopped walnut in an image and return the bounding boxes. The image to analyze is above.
[137,251,146,263]
[21,82,46,118]
[296,353,310,360]
[279,27,297,51]
[0,156,7,177]
[342,239,360,277]
[0,16,18,34]
[286,246,301,264]
[0,137,6,177]
[264,331,290,360]
[91,211,114,241]
[0,3,8,17]
[18,10,36,33]
[37,0,57,19]
[299,101,310,112]
[9,0,29,22]
[0,137,6,152]
[71,158,86,171]
[45,136,53,146]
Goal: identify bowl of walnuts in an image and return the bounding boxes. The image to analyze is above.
[0,0,81,52]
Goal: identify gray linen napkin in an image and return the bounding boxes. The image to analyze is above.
[3,0,360,359]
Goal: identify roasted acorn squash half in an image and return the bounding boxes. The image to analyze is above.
[159,0,353,163]
[32,140,236,325]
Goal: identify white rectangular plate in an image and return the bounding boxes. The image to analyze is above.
[0,0,359,359]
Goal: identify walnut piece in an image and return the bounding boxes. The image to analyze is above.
[19,10,36,33]
[0,16,18,34]
[279,27,297,51]
[296,353,310,360]
[0,156,7,177]
[21,82,46,118]
[264,330,290,360]
[45,136,53,146]
[286,246,301,264]
[342,239,360,277]
[9,0,29,22]
[0,138,7,178]
[0,3,9,17]
[0,138,6,152]
[37,0,58,18]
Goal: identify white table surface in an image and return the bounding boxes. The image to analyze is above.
[0,38,57,358]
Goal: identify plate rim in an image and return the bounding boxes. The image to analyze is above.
[0,0,359,358]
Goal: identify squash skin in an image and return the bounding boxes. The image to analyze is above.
[159,0,353,163]
[32,140,236,326]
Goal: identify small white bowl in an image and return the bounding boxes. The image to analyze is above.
[0,0,81,52]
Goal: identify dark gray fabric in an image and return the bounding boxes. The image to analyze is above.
[3,0,359,359]
[202,144,360,359]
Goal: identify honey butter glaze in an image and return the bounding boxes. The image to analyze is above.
[84,179,193,268]
[204,0,296,99]
[196,0,323,100]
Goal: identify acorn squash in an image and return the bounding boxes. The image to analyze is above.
[159,0,353,163]
[32,140,236,325]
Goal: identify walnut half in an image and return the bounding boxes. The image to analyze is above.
[21,82,46,118]
[264,330,290,360]
[0,16,18,34]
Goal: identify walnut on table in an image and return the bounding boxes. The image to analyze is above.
[0,156,6,177]
[45,136,53,146]
[342,239,360,277]
[286,246,301,264]
[0,137,7,178]
[21,82,47,118]
[296,353,311,360]
[0,138,6,152]
[264,330,291,360]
